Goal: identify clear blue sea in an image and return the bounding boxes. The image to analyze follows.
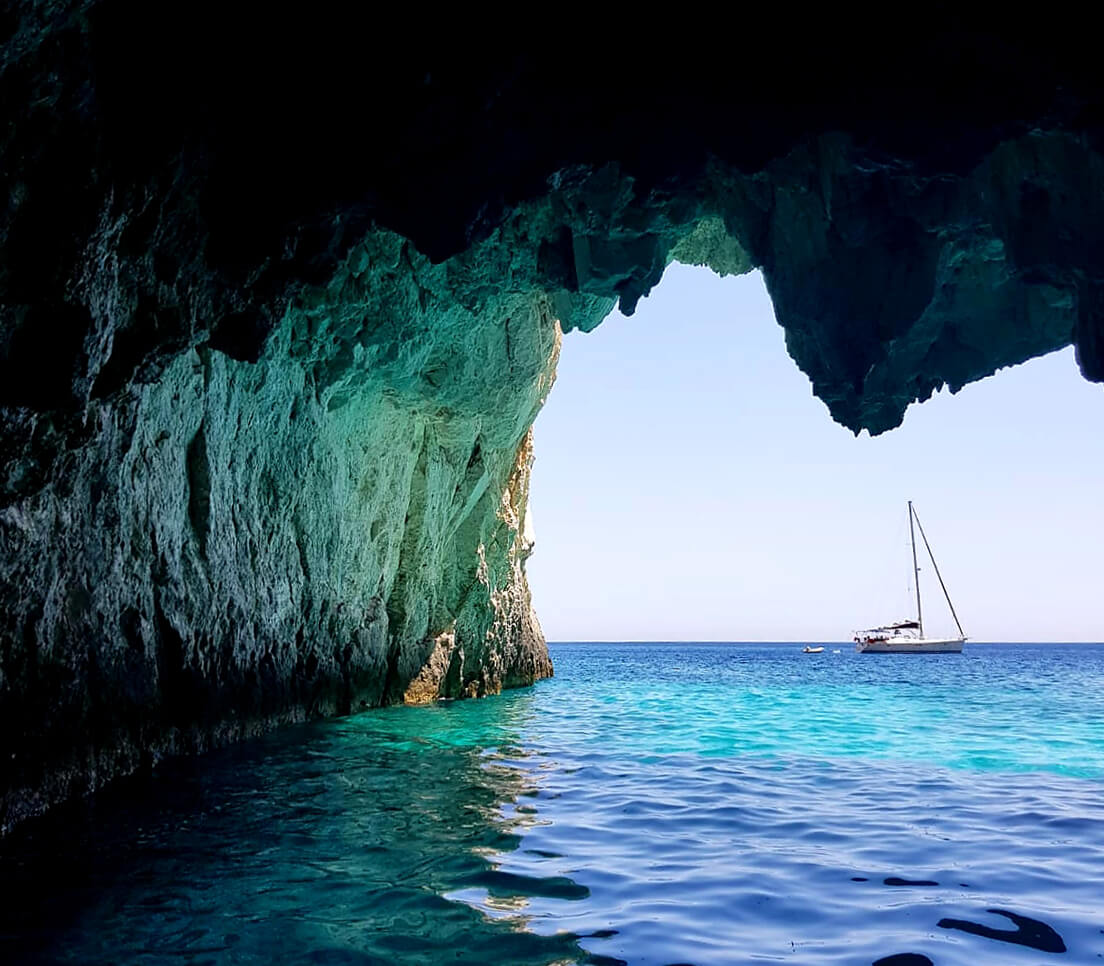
[3,642,1103,965]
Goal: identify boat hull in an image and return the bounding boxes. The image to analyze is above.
[856,637,965,654]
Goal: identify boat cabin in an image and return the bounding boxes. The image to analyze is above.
[853,620,921,644]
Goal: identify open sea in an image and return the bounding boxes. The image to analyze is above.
[2,642,1103,965]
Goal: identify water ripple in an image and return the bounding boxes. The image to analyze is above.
[1,642,1102,964]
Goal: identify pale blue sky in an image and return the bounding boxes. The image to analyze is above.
[527,264,1104,643]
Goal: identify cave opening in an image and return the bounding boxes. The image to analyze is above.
[528,264,1104,644]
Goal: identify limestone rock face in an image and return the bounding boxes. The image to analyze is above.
[0,219,573,830]
[4,9,1104,827]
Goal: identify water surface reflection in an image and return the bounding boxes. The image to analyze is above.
[0,693,593,965]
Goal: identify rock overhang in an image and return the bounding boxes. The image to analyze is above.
[17,10,1104,416]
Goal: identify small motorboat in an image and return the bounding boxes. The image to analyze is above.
[802,645,824,654]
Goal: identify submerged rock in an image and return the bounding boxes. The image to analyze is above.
[3,9,1104,827]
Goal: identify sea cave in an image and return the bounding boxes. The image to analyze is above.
[2,7,1104,836]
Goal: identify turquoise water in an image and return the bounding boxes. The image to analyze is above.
[2,642,1103,964]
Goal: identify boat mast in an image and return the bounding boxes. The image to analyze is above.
[908,500,923,636]
[911,506,966,640]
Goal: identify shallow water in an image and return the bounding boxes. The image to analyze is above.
[2,642,1103,965]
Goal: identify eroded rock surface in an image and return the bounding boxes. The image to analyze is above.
[3,8,1104,827]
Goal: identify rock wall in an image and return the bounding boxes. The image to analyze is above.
[0,219,571,830]
[4,8,1104,828]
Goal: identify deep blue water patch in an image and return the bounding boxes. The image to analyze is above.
[873,955,934,966]
[936,908,1067,953]
[2,642,1103,964]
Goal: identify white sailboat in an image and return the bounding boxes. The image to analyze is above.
[854,501,967,654]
